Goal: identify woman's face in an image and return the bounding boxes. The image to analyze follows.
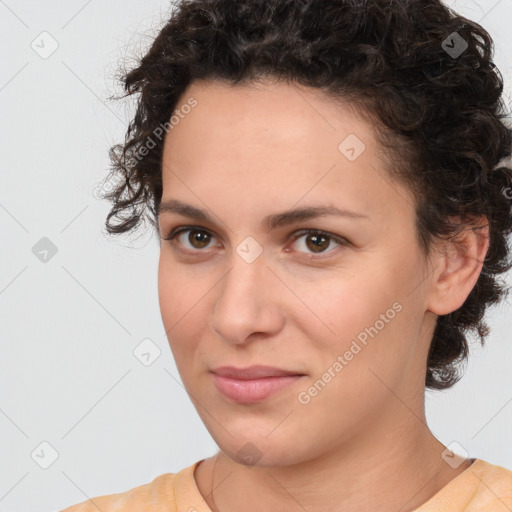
[157,79,437,466]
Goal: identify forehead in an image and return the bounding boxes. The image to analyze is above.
[160,79,413,223]
[167,79,374,146]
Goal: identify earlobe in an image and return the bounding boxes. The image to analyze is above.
[425,216,490,316]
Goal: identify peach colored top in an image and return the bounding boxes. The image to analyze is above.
[60,458,512,511]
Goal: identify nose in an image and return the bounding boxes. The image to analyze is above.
[209,254,285,346]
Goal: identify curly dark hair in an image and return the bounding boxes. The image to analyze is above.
[100,0,512,390]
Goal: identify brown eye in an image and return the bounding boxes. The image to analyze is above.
[304,233,330,253]
[185,229,212,249]
[163,227,216,251]
[290,229,347,256]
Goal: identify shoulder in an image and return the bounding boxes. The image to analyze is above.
[467,459,512,508]
[431,458,512,512]
[59,472,178,512]
[410,458,512,512]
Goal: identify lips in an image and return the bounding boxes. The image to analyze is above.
[211,365,306,403]
[211,365,305,379]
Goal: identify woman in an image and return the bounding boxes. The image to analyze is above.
[62,0,512,510]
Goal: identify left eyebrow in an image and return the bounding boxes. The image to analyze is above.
[158,199,369,231]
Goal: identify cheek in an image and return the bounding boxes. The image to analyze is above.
[292,292,411,435]
[309,272,424,406]
[157,255,176,329]
[157,255,197,357]
[295,266,393,343]
[298,263,415,375]
[158,251,202,321]
[157,253,219,374]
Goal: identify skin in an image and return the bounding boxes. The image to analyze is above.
[157,79,489,512]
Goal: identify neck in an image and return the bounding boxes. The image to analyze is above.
[196,409,472,512]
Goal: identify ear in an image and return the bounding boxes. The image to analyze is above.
[425,215,490,316]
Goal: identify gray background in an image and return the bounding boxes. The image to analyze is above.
[0,1,511,511]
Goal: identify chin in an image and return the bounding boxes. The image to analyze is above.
[211,428,309,468]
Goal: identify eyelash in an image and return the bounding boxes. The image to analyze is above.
[161,226,349,259]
